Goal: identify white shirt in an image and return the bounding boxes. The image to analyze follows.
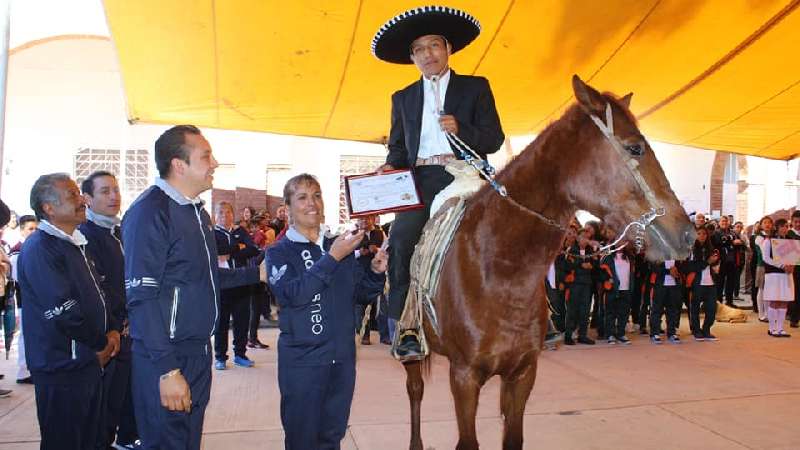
[547,262,556,287]
[663,260,677,286]
[614,254,630,291]
[700,266,714,286]
[759,237,783,268]
[417,69,453,159]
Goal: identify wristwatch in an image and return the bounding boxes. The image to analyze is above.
[159,369,181,381]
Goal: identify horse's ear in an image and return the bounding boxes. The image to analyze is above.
[572,74,604,114]
[620,92,633,109]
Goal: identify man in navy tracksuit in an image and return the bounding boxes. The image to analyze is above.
[213,201,261,369]
[266,174,386,450]
[80,170,140,449]
[123,125,263,450]
[19,173,118,450]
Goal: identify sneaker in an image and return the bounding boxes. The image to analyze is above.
[233,355,255,367]
[113,440,143,449]
[16,376,33,384]
[703,332,719,341]
[0,389,11,398]
[247,339,270,349]
[693,333,705,342]
[650,335,663,345]
[214,360,226,370]
[607,336,617,345]
[544,331,563,346]
[668,335,681,344]
[616,335,631,345]
[776,331,792,338]
[577,336,595,345]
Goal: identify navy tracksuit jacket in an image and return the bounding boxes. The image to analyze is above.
[81,210,139,446]
[213,224,260,361]
[18,220,110,450]
[122,178,258,450]
[266,227,385,450]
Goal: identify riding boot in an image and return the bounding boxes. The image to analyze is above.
[394,329,424,362]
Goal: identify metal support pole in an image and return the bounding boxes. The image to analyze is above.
[0,0,10,191]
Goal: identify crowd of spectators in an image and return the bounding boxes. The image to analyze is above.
[545,211,800,347]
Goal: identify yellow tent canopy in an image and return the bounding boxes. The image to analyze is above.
[103,0,800,159]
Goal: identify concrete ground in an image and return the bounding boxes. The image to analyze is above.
[1,304,798,450]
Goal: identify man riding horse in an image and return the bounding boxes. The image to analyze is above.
[372,6,505,360]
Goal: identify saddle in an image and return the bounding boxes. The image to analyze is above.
[392,161,485,359]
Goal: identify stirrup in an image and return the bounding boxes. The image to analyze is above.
[393,329,425,363]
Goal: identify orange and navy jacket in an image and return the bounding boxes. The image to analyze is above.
[599,252,636,292]
[563,244,596,286]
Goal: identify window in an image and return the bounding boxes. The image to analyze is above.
[266,164,292,198]
[74,148,120,184]
[124,149,149,208]
[338,155,385,224]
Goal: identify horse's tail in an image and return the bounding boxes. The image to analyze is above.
[422,354,434,379]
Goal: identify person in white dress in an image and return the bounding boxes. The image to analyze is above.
[754,217,772,322]
[759,218,794,337]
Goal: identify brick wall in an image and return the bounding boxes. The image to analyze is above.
[211,188,236,216]
[235,187,266,220]
[709,152,725,214]
[266,195,283,216]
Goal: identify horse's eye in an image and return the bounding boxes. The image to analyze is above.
[625,143,644,157]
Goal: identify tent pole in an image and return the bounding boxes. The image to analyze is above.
[0,0,10,191]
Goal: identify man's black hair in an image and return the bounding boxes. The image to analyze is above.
[154,125,202,178]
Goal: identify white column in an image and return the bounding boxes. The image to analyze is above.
[0,0,10,190]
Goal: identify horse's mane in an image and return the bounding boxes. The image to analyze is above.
[494,92,636,182]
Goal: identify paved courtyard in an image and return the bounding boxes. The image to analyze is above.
[0,306,798,449]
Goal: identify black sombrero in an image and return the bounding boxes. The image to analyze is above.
[371,5,481,64]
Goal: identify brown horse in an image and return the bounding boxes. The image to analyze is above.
[404,75,696,450]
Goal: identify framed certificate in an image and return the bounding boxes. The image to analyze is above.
[344,169,424,217]
[771,239,800,266]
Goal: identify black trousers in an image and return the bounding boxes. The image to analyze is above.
[715,261,737,304]
[215,287,250,361]
[652,285,682,336]
[565,283,592,337]
[590,283,605,336]
[789,272,800,324]
[546,282,565,332]
[604,289,631,338]
[750,262,760,313]
[630,277,642,328]
[387,165,453,320]
[132,349,212,450]
[690,285,717,334]
[248,283,270,342]
[638,284,651,330]
[35,376,103,450]
[99,337,138,447]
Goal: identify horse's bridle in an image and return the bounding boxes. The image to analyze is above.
[447,101,665,256]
